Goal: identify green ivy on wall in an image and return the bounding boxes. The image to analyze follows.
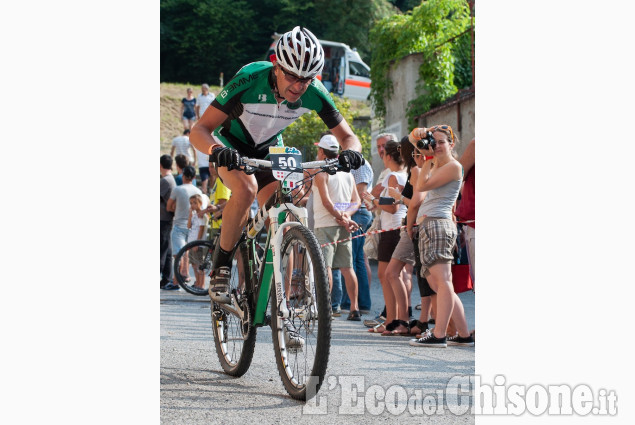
[369,0,472,127]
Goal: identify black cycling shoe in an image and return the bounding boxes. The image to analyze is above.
[208,266,231,303]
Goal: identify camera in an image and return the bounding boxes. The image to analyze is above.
[416,131,436,151]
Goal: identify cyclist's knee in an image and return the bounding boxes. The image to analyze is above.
[220,171,258,204]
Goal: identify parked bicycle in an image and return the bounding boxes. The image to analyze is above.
[173,234,218,296]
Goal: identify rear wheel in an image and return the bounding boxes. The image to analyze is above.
[211,242,257,376]
[173,240,215,296]
[270,226,331,400]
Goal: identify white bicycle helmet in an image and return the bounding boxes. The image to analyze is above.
[275,26,324,78]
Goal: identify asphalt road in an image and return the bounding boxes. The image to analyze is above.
[161,260,475,423]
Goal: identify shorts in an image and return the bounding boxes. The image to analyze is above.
[198,166,210,182]
[171,225,189,255]
[377,228,401,263]
[212,131,282,192]
[213,164,276,193]
[418,218,457,277]
[314,226,352,269]
[182,114,195,120]
[412,228,435,297]
[390,228,415,265]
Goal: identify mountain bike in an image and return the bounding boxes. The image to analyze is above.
[210,146,342,400]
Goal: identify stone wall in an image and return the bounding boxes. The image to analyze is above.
[370,53,475,182]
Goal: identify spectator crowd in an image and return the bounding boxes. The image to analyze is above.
[161,89,474,348]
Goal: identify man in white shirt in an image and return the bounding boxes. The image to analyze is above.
[312,134,362,321]
[195,83,215,120]
[166,166,209,290]
[171,129,195,165]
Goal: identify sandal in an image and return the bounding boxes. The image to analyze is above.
[367,322,386,333]
[364,317,384,328]
[381,320,410,336]
[408,320,428,336]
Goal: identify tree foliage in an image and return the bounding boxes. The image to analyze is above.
[283,96,371,162]
[161,0,398,83]
[369,0,472,126]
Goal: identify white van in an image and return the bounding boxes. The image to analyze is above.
[265,35,371,101]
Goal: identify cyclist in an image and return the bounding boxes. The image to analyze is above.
[190,26,364,305]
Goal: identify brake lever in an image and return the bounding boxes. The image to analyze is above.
[324,165,338,175]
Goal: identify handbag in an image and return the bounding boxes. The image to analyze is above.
[451,263,473,293]
[363,214,380,261]
[451,230,473,293]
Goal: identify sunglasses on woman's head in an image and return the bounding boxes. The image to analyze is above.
[430,125,454,142]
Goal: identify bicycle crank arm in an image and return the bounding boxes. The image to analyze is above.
[217,295,245,321]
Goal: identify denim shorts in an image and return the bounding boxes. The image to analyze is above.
[198,166,210,182]
[171,225,189,254]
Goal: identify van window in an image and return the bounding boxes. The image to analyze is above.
[349,61,370,78]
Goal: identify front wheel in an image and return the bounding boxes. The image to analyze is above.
[211,242,257,376]
[270,226,331,400]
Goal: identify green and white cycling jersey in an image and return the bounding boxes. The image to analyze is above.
[210,61,343,159]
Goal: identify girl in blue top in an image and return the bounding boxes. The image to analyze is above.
[181,88,196,130]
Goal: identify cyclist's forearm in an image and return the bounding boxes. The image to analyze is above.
[190,106,229,154]
[190,124,220,155]
[330,120,362,152]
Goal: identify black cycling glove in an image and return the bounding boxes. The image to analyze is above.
[210,146,242,170]
[338,150,365,172]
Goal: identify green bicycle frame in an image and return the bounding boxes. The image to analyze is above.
[252,206,309,326]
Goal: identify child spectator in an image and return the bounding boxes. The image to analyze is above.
[188,194,209,289]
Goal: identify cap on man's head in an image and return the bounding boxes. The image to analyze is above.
[183,165,196,179]
[314,134,339,152]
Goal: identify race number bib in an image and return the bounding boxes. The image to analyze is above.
[269,146,303,188]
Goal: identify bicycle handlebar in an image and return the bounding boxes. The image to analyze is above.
[239,157,342,174]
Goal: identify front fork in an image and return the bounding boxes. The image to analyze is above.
[252,205,315,326]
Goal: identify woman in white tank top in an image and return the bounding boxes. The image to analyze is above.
[361,140,407,333]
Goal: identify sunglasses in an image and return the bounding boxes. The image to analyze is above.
[411,150,423,158]
[278,66,313,85]
[430,125,455,142]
